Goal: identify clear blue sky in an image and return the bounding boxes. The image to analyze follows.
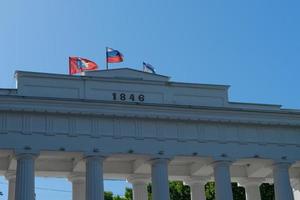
[1,0,300,199]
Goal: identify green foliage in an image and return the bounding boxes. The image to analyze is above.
[260,183,275,200]
[104,191,113,200]
[232,183,245,200]
[124,187,133,200]
[106,181,275,200]
[113,195,126,200]
[169,181,191,200]
[147,184,152,200]
[104,191,128,200]
[205,182,215,200]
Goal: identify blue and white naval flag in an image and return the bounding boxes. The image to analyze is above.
[143,62,156,74]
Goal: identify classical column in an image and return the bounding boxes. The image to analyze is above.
[239,179,263,200]
[212,160,233,200]
[68,173,86,200]
[14,153,37,200]
[151,158,170,200]
[185,178,207,200]
[5,171,16,200]
[127,175,149,200]
[273,162,294,200]
[85,155,105,200]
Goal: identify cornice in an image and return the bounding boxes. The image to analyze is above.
[0,95,300,127]
[15,70,229,89]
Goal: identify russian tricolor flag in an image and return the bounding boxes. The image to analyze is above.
[106,47,124,63]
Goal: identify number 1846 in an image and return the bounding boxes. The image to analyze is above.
[112,93,145,102]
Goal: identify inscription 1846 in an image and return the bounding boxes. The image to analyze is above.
[112,93,145,102]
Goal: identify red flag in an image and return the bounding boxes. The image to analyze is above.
[69,57,98,75]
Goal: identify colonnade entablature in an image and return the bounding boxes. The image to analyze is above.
[0,68,299,200]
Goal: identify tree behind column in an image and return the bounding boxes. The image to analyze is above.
[106,181,275,200]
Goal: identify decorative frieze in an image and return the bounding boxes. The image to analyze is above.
[52,116,69,135]
[22,114,32,135]
[45,115,54,136]
[113,118,122,139]
[134,119,143,140]
[68,117,77,137]
[0,111,300,149]
[91,118,100,138]
[0,113,7,134]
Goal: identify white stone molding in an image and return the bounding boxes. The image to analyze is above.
[127,174,150,200]
[294,190,300,200]
[14,153,37,200]
[291,179,300,191]
[85,155,105,200]
[273,162,294,200]
[292,178,300,200]
[68,173,86,200]
[238,178,264,200]
[212,160,233,200]
[5,171,16,200]
[185,177,209,200]
[150,158,170,200]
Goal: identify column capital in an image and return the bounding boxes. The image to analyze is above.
[14,149,39,160]
[83,154,106,163]
[83,151,107,157]
[127,174,150,185]
[264,178,274,184]
[238,178,265,187]
[184,176,209,186]
[148,157,171,165]
[5,170,16,180]
[272,161,293,168]
[211,160,233,168]
[68,172,85,183]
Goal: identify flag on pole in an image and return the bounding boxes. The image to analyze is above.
[143,62,156,74]
[69,57,98,75]
[106,47,124,63]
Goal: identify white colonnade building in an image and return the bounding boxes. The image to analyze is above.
[0,68,300,200]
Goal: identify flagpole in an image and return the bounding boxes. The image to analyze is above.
[106,47,108,70]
